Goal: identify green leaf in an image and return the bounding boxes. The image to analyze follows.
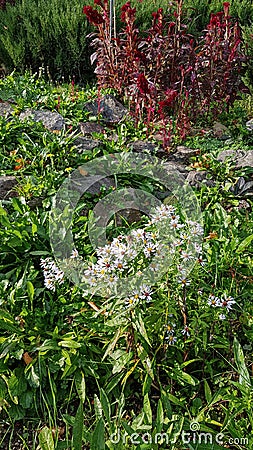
[156,399,164,433]
[38,426,55,450]
[233,337,251,389]
[94,394,103,420]
[99,387,111,425]
[26,366,40,388]
[102,328,122,361]
[204,380,212,404]
[58,340,81,349]
[75,371,86,404]
[32,223,37,236]
[91,418,105,450]
[133,312,151,346]
[143,393,152,425]
[72,402,84,450]
[26,281,34,303]
[236,234,253,253]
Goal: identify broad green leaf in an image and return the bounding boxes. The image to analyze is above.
[91,418,105,450]
[75,371,86,404]
[102,328,122,361]
[58,340,81,349]
[236,234,253,253]
[99,387,111,425]
[143,393,152,425]
[204,380,212,404]
[32,222,37,236]
[156,399,164,433]
[233,337,251,389]
[72,402,84,450]
[26,281,34,303]
[121,359,139,387]
[133,312,151,346]
[94,394,103,420]
[38,426,54,450]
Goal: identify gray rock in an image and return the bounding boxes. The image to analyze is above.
[246,119,253,131]
[0,176,18,199]
[129,140,159,154]
[163,161,189,176]
[19,109,65,131]
[212,121,231,140]
[0,102,14,118]
[73,137,103,153]
[84,94,128,124]
[217,149,253,168]
[186,170,215,188]
[175,146,200,160]
[79,121,105,135]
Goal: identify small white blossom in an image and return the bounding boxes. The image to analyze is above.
[207,295,221,307]
[139,284,153,302]
[181,325,190,337]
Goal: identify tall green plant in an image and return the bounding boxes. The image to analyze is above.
[0,0,91,81]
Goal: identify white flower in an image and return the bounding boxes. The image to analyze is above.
[131,229,145,240]
[44,278,55,291]
[143,241,158,258]
[181,325,190,337]
[177,276,191,286]
[221,295,235,311]
[219,314,226,320]
[180,251,193,261]
[97,257,113,272]
[197,255,206,266]
[41,257,64,290]
[97,245,112,258]
[207,295,221,307]
[125,296,138,308]
[70,248,79,259]
[166,323,176,334]
[112,259,128,272]
[165,335,177,345]
[139,284,153,302]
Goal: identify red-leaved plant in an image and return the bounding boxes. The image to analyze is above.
[83,0,248,147]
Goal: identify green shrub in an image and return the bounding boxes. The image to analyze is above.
[0,0,170,82]
[0,0,92,82]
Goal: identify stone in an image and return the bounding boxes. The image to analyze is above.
[0,176,18,199]
[19,109,65,131]
[186,170,215,188]
[79,121,105,135]
[212,121,230,140]
[0,101,14,118]
[217,149,253,168]
[162,161,189,176]
[84,94,128,124]
[175,146,200,160]
[73,137,103,153]
[129,140,159,154]
[246,119,253,131]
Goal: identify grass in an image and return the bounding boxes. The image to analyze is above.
[0,71,253,449]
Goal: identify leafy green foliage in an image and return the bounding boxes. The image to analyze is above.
[0,72,252,450]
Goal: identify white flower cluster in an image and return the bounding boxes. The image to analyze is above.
[207,294,236,315]
[40,257,65,291]
[165,321,177,345]
[41,204,204,301]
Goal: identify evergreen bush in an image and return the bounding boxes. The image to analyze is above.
[0,0,91,81]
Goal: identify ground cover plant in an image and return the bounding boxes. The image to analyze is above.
[0,1,253,449]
